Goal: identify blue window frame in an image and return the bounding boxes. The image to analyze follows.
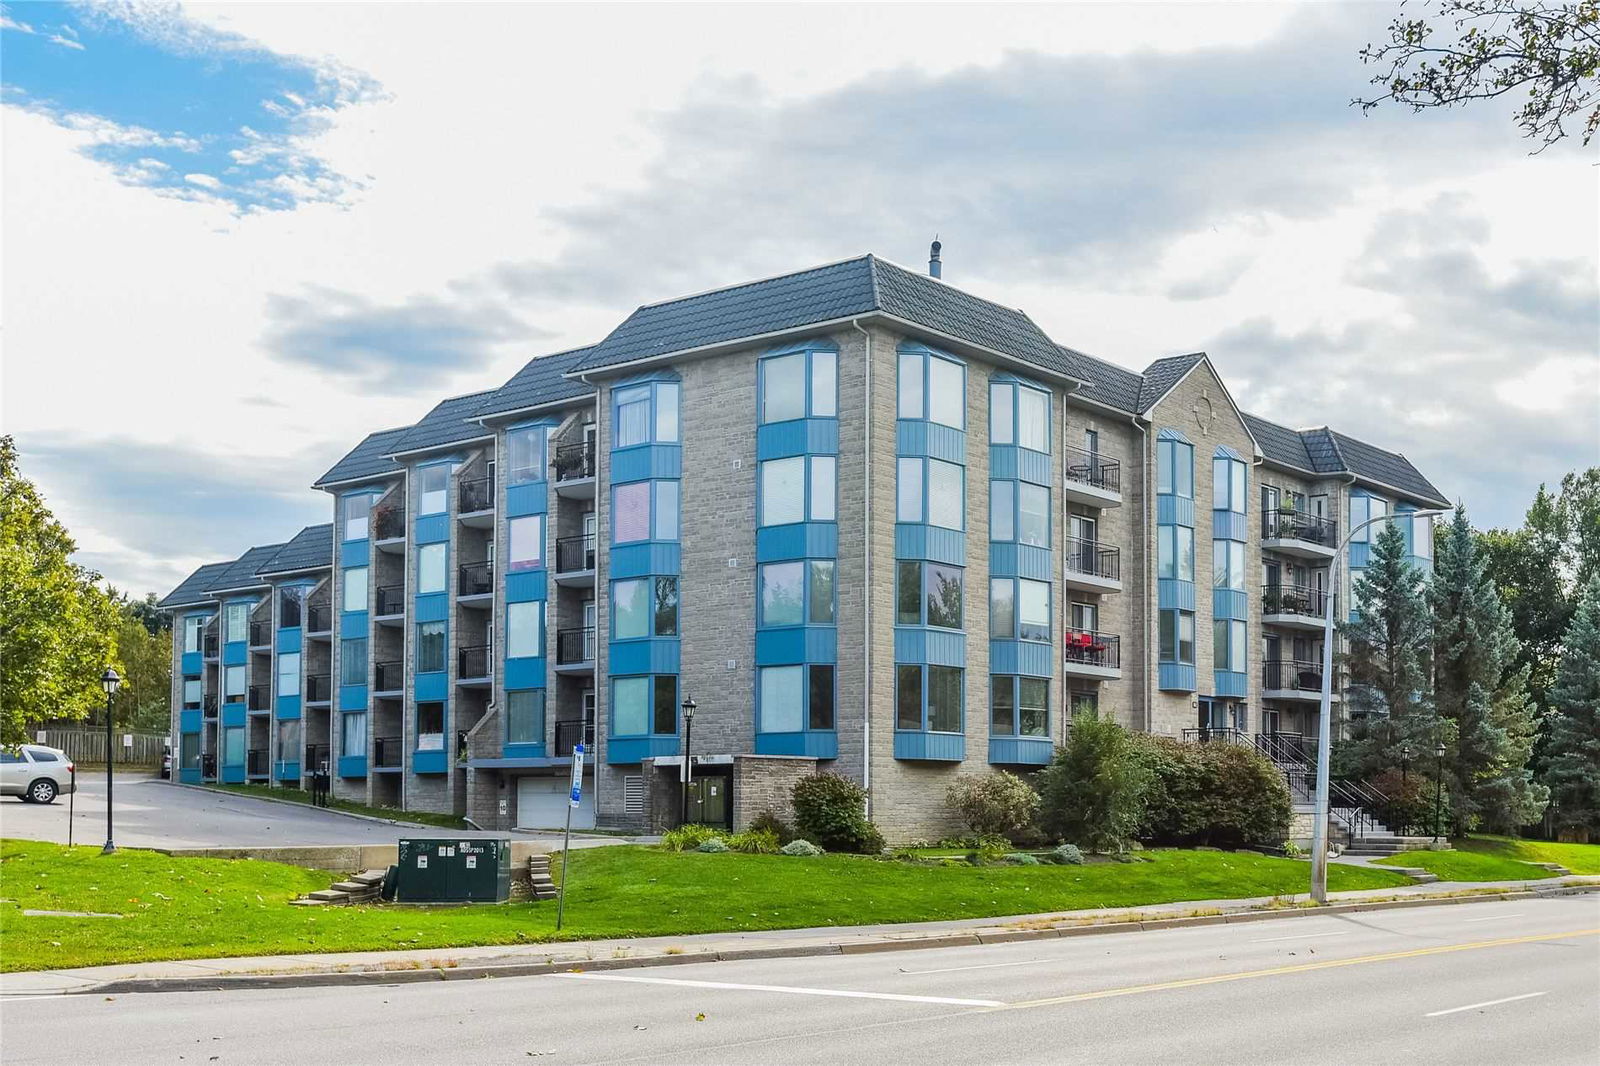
[1158,525,1195,581]
[341,493,372,541]
[758,455,836,526]
[896,456,964,529]
[897,348,965,428]
[1213,453,1248,513]
[506,425,548,484]
[612,577,679,639]
[1159,609,1196,664]
[416,463,450,515]
[758,559,836,626]
[614,380,680,448]
[506,689,545,745]
[507,601,544,657]
[989,379,1050,452]
[1212,540,1245,591]
[895,561,964,629]
[1157,438,1194,498]
[988,577,1051,642]
[757,663,836,732]
[612,674,678,736]
[339,638,367,685]
[1212,618,1247,673]
[612,480,679,543]
[759,348,838,423]
[988,479,1050,546]
[990,675,1049,737]
[894,663,963,733]
[1350,492,1389,542]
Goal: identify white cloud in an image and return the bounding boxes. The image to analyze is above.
[183,172,222,189]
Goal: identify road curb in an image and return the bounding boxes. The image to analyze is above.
[75,881,1599,997]
[184,783,464,832]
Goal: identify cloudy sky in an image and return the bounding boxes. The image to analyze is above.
[4,1,1596,596]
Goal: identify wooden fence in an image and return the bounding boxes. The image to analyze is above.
[33,729,167,767]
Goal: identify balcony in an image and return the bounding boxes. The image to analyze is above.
[1262,510,1337,560]
[306,605,332,636]
[373,735,403,770]
[552,440,597,499]
[458,471,495,526]
[458,560,493,599]
[248,620,271,648]
[1263,659,1326,702]
[305,744,331,773]
[375,584,405,620]
[305,673,332,704]
[246,748,268,777]
[1063,536,1122,593]
[202,693,218,716]
[203,635,219,659]
[556,626,596,671]
[373,501,405,549]
[373,659,403,694]
[458,644,491,683]
[247,685,269,712]
[1262,583,1328,631]
[1063,630,1121,679]
[554,535,597,586]
[1180,727,1249,746]
[1063,444,1122,508]
[554,718,596,757]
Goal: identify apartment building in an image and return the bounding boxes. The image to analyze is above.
[160,252,1448,841]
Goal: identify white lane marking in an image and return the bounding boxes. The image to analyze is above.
[1250,930,1351,943]
[551,972,1003,1007]
[1425,991,1547,1017]
[899,958,1056,975]
[1461,913,1525,923]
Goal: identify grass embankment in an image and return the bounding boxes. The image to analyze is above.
[1458,834,1600,875]
[1373,848,1558,882]
[0,841,1411,972]
[209,783,469,830]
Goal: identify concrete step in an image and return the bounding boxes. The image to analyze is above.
[350,870,387,886]
[331,881,370,893]
[306,889,350,903]
[290,898,328,906]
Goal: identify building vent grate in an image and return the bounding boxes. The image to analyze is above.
[623,775,645,816]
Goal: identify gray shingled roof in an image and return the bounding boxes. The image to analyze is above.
[157,561,233,610]
[1243,413,1315,471]
[1058,346,1143,412]
[1331,431,1449,506]
[386,391,496,457]
[1137,353,1206,412]
[1300,427,1345,474]
[569,255,1086,382]
[1244,413,1447,506]
[313,426,411,488]
[258,524,333,576]
[476,346,596,421]
[204,544,285,595]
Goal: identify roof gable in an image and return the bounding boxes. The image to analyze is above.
[476,345,597,421]
[157,561,234,609]
[1137,353,1206,412]
[258,524,333,576]
[386,391,496,457]
[314,426,411,488]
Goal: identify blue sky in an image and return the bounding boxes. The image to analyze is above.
[3,2,1596,595]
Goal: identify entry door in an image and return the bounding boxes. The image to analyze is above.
[1069,514,1097,571]
[687,775,732,829]
[582,690,596,737]
[582,600,596,660]
[1070,601,1097,635]
[582,511,597,568]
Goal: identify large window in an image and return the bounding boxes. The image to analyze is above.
[342,493,370,540]
[181,733,200,769]
[1212,540,1245,591]
[417,702,444,750]
[895,561,963,629]
[989,380,1050,452]
[1158,525,1196,581]
[417,464,449,515]
[279,585,305,628]
[183,615,205,653]
[990,578,1049,641]
[898,349,965,428]
[758,560,836,626]
[340,638,367,685]
[183,679,202,708]
[224,602,248,643]
[1213,619,1247,674]
[613,577,678,639]
[277,718,300,759]
[223,727,245,766]
[1350,493,1389,541]
[506,690,545,745]
[416,621,446,673]
[1157,438,1194,498]
[1159,609,1196,665]
[506,426,547,484]
[759,455,836,526]
[758,663,838,732]
[341,712,366,756]
[612,481,679,543]
[1214,454,1247,513]
[988,480,1048,545]
[507,601,544,657]
[342,568,367,613]
[276,652,300,697]
[613,675,678,735]
[896,457,964,529]
[615,381,680,448]
[508,515,544,571]
[761,349,837,423]
[895,664,963,732]
[418,543,446,594]
[224,664,246,700]
[991,676,1049,737]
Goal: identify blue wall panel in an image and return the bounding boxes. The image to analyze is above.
[506,481,548,517]
[1158,579,1197,611]
[223,641,246,667]
[988,736,1052,766]
[1212,511,1249,542]
[414,593,449,623]
[896,420,966,463]
[340,539,371,567]
[339,683,368,711]
[755,522,838,562]
[894,628,967,667]
[611,444,682,484]
[989,542,1051,581]
[415,514,449,544]
[221,705,246,727]
[275,760,301,781]
[181,651,202,676]
[338,756,368,778]
[1157,495,1197,527]
[989,640,1053,677]
[894,731,965,762]
[413,749,448,774]
[608,639,680,676]
[1213,670,1249,698]
[755,731,839,758]
[179,710,202,733]
[278,628,302,654]
[340,611,368,634]
[275,697,301,720]
[894,524,966,566]
[1349,542,1372,569]
[1159,662,1198,692]
[221,765,246,784]
[989,445,1050,486]
[504,657,546,689]
[506,571,547,603]
[607,734,680,765]
[756,418,839,459]
[1210,588,1249,621]
[414,671,448,702]
[610,542,681,579]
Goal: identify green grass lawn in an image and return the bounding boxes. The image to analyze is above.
[0,840,1412,973]
[1458,834,1600,875]
[208,783,470,830]
[1373,847,1559,882]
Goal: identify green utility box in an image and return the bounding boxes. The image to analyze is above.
[393,838,511,903]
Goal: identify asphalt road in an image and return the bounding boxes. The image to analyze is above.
[0,776,610,848]
[3,897,1595,1065]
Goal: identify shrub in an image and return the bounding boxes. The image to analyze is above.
[1035,713,1151,853]
[1002,852,1040,865]
[966,837,1012,865]
[1131,736,1291,848]
[1049,843,1085,865]
[696,838,730,853]
[748,811,796,845]
[662,824,722,852]
[780,839,824,856]
[1368,767,1452,837]
[944,772,1041,841]
[728,828,780,854]
[792,773,886,854]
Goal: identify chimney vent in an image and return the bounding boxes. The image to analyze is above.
[928,239,942,279]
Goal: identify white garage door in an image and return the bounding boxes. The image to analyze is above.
[517,774,596,830]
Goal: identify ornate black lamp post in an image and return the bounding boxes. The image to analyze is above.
[1433,739,1447,844]
[679,694,697,827]
[100,667,121,855]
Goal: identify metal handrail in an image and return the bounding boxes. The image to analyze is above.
[458,644,491,679]
[1261,583,1327,617]
[247,685,269,711]
[1263,659,1323,692]
[1064,536,1119,580]
[305,674,332,702]
[554,719,595,756]
[306,605,332,633]
[374,735,402,768]
[459,472,495,513]
[555,535,597,574]
[556,626,596,665]
[1063,443,1120,493]
[1063,630,1120,669]
[374,502,405,540]
[373,660,403,692]
[1181,727,1247,746]
[552,440,596,481]
[458,561,493,596]
[249,621,271,647]
[1262,509,1336,546]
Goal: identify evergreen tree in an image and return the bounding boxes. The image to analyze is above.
[1479,484,1571,725]
[1430,507,1549,833]
[1544,576,1600,839]
[1337,521,1433,778]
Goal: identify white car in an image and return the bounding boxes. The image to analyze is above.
[1,745,76,804]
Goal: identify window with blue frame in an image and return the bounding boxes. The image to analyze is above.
[895,664,963,732]
[988,480,1049,546]
[758,560,836,626]
[417,465,449,515]
[757,664,835,732]
[1158,525,1196,581]
[341,712,366,755]
[896,457,964,529]
[990,676,1048,737]
[614,381,680,448]
[340,638,367,684]
[276,652,300,697]
[183,679,202,708]
[223,727,245,765]
[1349,493,1388,540]
[506,689,545,744]
[1212,540,1245,590]
[989,577,1050,641]
[417,543,446,593]
[416,621,446,672]
[1213,619,1247,673]
[279,586,305,628]
[224,665,246,700]
[182,615,204,653]
[417,702,445,749]
[989,380,1050,452]
[224,602,248,642]
[507,601,544,657]
[612,481,679,542]
[1159,609,1196,665]
[896,561,963,629]
[1157,438,1195,497]
[612,577,678,638]
[342,568,367,613]
[898,349,965,428]
[506,426,547,483]
[508,515,544,570]
[1214,454,1247,512]
[758,455,836,526]
[760,349,837,423]
[342,494,370,540]
[613,674,678,735]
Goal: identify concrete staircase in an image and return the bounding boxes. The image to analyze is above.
[292,868,387,906]
[527,854,559,901]
[1339,823,1435,857]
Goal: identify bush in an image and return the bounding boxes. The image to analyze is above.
[696,838,730,853]
[945,772,1041,841]
[1035,713,1151,853]
[728,828,780,854]
[1049,843,1085,865]
[1368,767,1452,837]
[747,811,796,845]
[1002,852,1040,865]
[661,824,723,852]
[1130,736,1291,848]
[792,773,886,854]
[780,839,824,856]
[966,837,1012,865]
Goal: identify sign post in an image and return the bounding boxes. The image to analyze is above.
[554,741,584,931]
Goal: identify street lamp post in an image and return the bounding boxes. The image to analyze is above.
[679,694,697,827]
[1400,743,1411,833]
[100,667,121,855]
[1310,509,1442,903]
[1433,739,1447,844]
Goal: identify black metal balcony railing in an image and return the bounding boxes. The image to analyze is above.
[374,501,405,541]
[305,744,330,772]
[1262,509,1336,547]
[458,644,491,680]
[557,626,596,665]
[305,673,332,703]
[1262,583,1328,619]
[554,718,596,756]
[203,635,219,657]
[373,660,403,693]
[1064,536,1120,581]
[307,605,331,633]
[247,748,268,776]
[248,685,269,711]
[374,735,402,768]
[201,752,217,778]
[1063,443,1121,494]
[552,440,596,482]
[1264,659,1324,693]
[375,584,405,617]
[1181,727,1248,746]
[248,620,271,647]
[459,560,493,597]
[1064,631,1120,670]
[555,535,597,574]
[459,472,495,514]
[202,693,218,715]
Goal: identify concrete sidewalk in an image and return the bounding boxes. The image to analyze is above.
[6,874,1594,998]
